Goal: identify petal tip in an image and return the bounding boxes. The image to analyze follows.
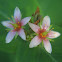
[45,16,50,18]
[6,40,10,43]
[29,44,33,48]
[46,47,52,54]
[15,6,19,10]
[6,38,11,43]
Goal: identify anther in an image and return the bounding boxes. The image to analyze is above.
[52,28,54,29]
[12,16,13,17]
[45,39,46,40]
[42,35,43,37]
[8,18,10,19]
[45,24,46,26]
[15,28,16,29]
[18,22,19,23]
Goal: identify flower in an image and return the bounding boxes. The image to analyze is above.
[2,7,31,43]
[28,16,60,53]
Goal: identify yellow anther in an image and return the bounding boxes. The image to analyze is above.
[45,24,46,26]
[12,16,13,17]
[18,22,19,23]
[8,18,10,19]
[45,39,46,40]
[15,28,16,29]
[41,29,42,30]
[52,28,54,29]
[42,35,43,37]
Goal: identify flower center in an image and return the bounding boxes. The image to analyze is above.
[39,29,48,39]
[40,33,46,38]
[11,22,21,31]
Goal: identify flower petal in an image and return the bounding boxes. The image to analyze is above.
[6,31,16,43]
[1,21,13,28]
[28,22,40,33]
[42,16,50,29]
[14,7,21,21]
[18,28,26,40]
[47,31,60,38]
[29,36,41,48]
[43,39,52,53]
[21,17,31,26]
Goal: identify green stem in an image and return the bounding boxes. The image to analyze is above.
[39,45,57,62]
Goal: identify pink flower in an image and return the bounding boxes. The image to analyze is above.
[29,16,60,53]
[2,7,31,43]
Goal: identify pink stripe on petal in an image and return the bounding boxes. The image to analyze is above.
[29,36,42,48]
[21,17,31,26]
[43,39,52,53]
[28,23,40,33]
[6,31,16,43]
[47,31,60,38]
[2,21,13,28]
[18,28,26,40]
[42,16,50,30]
[14,7,21,21]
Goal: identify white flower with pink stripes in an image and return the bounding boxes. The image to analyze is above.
[2,7,31,43]
[29,16,60,53]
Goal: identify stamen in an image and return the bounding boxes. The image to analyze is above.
[45,39,46,40]
[8,18,10,19]
[12,16,13,17]
[52,28,54,29]
[18,22,19,23]
[42,35,43,37]
[16,16,17,18]
[43,36,46,37]
[45,24,46,26]
[15,28,16,29]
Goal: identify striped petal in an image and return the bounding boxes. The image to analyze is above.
[18,28,26,40]
[28,22,40,33]
[21,17,31,26]
[6,31,16,43]
[14,7,21,21]
[1,21,13,28]
[29,36,42,48]
[43,39,52,53]
[42,16,50,30]
[48,31,60,38]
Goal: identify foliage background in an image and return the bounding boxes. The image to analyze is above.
[0,0,62,62]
